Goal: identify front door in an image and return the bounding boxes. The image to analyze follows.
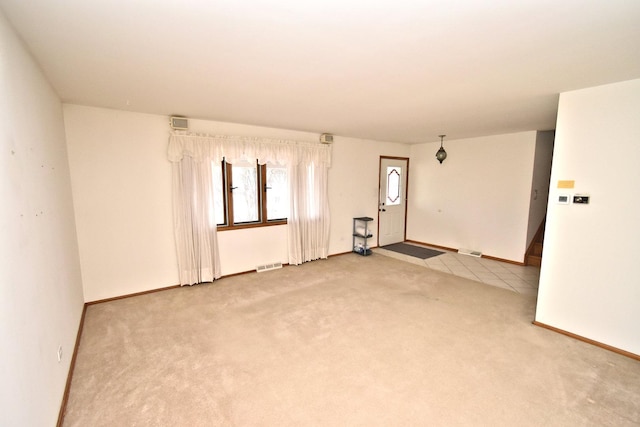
[378,157,408,247]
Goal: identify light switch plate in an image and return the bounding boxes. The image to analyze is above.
[573,194,590,204]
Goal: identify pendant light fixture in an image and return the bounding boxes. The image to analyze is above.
[435,134,447,164]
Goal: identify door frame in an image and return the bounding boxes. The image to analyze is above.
[378,156,410,247]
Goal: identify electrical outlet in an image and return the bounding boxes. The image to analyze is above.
[57,345,63,363]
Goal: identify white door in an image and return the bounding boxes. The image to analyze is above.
[378,157,408,247]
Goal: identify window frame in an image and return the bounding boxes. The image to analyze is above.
[217,160,288,231]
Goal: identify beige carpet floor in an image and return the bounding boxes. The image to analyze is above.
[63,253,640,426]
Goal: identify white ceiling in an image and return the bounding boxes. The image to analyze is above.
[2,0,640,143]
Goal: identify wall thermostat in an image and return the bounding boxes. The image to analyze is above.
[558,194,570,204]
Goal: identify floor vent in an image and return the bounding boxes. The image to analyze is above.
[256,262,283,273]
[458,248,482,257]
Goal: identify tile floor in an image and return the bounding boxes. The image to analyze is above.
[373,243,540,296]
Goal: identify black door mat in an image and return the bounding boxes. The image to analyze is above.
[381,243,444,259]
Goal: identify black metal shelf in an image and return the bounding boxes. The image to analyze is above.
[352,217,373,256]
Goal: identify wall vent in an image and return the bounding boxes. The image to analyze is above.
[320,133,334,144]
[256,262,283,273]
[458,248,482,257]
[170,116,189,130]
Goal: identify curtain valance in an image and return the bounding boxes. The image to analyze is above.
[168,131,332,167]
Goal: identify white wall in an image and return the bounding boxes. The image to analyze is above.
[526,131,555,245]
[406,132,538,262]
[535,79,640,355]
[0,12,84,427]
[64,106,409,301]
[328,135,410,253]
[64,106,179,302]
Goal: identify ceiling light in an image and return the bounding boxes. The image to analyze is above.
[436,135,447,164]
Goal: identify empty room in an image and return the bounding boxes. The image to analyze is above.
[1,1,639,426]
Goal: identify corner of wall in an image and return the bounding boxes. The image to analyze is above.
[0,11,85,425]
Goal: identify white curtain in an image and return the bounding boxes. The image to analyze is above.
[168,131,332,272]
[168,132,332,166]
[172,155,221,285]
[287,161,330,265]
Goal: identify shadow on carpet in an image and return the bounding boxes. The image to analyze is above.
[381,243,444,259]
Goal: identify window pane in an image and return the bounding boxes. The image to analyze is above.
[266,164,289,220]
[386,166,401,206]
[231,160,259,223]
[211,161,225,225]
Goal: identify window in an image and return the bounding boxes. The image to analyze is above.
[213,159,289,229]
[265,164,289,220]
[231,160,259,223]
[386,166,402,206]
